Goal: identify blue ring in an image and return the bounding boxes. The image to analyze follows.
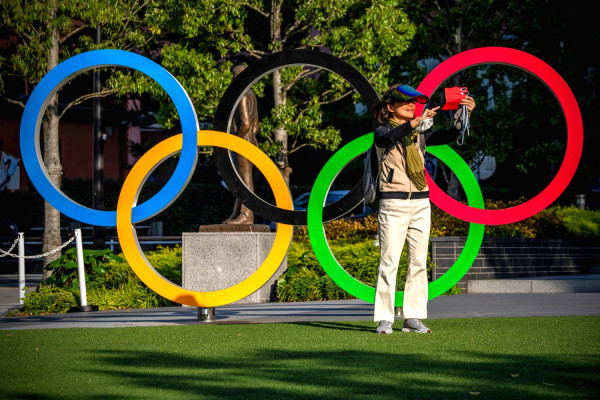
[20,50,198,226]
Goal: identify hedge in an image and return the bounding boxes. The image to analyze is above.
[15,246,182,316]
[276,236,442,302]
[293,201,599,240]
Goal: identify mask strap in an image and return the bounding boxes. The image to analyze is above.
[456,103,470,146]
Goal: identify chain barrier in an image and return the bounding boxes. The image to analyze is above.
[0,236,20,258]
[0,235,76,260]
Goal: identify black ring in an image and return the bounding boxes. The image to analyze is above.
[213,49,379,225]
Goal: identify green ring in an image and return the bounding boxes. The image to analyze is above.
[307,133,485,305]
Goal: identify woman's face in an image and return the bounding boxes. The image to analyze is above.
[387,99,416,123]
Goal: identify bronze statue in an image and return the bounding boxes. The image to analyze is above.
[223,65,260,225]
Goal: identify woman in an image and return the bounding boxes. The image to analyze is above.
[371,84,476,334]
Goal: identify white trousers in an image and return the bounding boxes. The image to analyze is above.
[373,198,431,322]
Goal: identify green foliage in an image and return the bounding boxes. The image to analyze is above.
[44,248,124,289]
[259,99,342,157]
[0,0,176,271]
[304,0,417,97]
[126,0,418,176]
[20,246,183,315]
[293,215,379,243]
[396,0,598,200]
[277,237,441,302]
[278,200,600,303]
[442,285,462,296]
[430,200,598,239]
[85,245,181,310]
[19,286,77,315]
[0,0,166,88]
[109,42,234,129]
[276,267,352,303]
[292,201,592,241]
[280,199,600,302]
[101,1,253,130]
[556,206,600,238]
[87,275,172,310]
[144,245,182,285]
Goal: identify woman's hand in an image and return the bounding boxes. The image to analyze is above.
[460,96,476,116]
[411,106,440,128]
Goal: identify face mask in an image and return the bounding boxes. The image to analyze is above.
[415,117,433,133]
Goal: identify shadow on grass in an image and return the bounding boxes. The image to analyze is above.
[4,318,600,399]
[294,321,375,332]
[9,347,591,399]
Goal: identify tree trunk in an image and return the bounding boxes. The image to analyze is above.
[42,7,62,279]
[270,0,291,186]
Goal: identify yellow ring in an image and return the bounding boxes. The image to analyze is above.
[116,130,293,307]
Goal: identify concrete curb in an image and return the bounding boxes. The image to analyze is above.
[468,275,600,293]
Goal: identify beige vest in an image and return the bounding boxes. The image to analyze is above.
[378,133,429,195]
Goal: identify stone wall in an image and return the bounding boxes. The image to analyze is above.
[431,237,600,292]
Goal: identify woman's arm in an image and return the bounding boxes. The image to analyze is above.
[425,96,476,146]
[374,122,413,147]
[423,127,462,146]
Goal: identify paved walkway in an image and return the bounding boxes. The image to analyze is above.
[1,274,599,330]
[0,274,41,316]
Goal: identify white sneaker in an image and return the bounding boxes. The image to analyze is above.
[401,318,431,333]
[375,320,393,334]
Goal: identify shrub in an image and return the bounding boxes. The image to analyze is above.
[292,199,598,240]
[276,237,444,302]
[145,245,182,285]
[277,267,353,302]
[88,278,173,310]
[84,246,182,310]
[44,248,124,290]
[19,246,182,315]
[431,199,550,238]
[19,286,77,315]
[556,206,600,237]
[277,199,600,303]
[293,216,378,242]
[99,257,136,289]
[429,199,599,238]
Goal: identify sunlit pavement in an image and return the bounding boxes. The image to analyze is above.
[1,272,599,331]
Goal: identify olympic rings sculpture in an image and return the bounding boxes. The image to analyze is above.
[19,47,583,307]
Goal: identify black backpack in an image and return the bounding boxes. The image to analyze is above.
[363,142,385,209]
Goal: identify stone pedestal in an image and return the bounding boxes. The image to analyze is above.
[182,225,287,304]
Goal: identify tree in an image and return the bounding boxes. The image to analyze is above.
[139,0,417,185]
[395,0,598,203]
[0,0,167,272]
[393,0,537,199]
[1,0,420,252]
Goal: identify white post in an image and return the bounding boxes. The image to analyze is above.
[74,229,87,307]
[18,232,25,306]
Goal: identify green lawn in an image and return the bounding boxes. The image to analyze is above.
[1,317,599,399]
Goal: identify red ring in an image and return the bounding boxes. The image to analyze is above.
[416,47,583,225]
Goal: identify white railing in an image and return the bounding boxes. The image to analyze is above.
[1,233,181,307]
